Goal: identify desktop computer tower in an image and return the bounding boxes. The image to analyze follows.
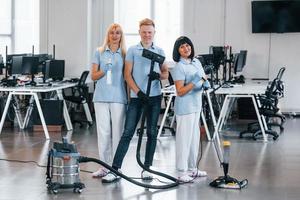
[32,99,64,125]
[237,98,257,120]
[0,97,15,127]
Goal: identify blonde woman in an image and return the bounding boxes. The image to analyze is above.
[91,23,127,178]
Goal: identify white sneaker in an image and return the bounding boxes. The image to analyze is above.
[141,170,153,180]
[189,169,207,177]
[101,171,120,183]
[92,168,108,178]
[178,174,194,183]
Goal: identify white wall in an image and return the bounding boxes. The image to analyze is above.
[183,0,300,112]
[39,0,114,79]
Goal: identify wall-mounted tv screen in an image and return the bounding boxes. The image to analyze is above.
[252,1,300,33]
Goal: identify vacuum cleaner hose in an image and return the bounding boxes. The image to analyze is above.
[78,156,179,189]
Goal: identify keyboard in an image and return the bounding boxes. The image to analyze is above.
[251,78,269,81]
[36,83,51,87]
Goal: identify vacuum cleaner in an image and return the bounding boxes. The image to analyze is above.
[46,136,179,194]
[209,140,248,189]
[46,137,85,194]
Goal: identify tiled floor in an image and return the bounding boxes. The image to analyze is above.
[0,117,299,200]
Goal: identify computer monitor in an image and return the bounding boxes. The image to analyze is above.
[0,55,4,75]
[234,50,247,74]
[22,56,39,75]
[232,53,239,69]
[5,53,27,75]
[10,56,23,75]
[44,60,65,81]
[196,54,214,66]
[212,46,224,67]
[36,54,52,63]
[6,54,28,65]
[22,56,39,86]
[195,54,214,74]
[35,54,52,73]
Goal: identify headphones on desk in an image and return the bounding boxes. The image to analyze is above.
[1,79,18,87]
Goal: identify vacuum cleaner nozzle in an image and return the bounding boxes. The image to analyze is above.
[210,140,248,189]
[209,175,248,189]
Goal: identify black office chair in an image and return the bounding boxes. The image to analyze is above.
[63,71,93,127]
[254,73,286,135]
[240,67,286,140]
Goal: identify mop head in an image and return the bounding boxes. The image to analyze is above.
[209,175,248,189]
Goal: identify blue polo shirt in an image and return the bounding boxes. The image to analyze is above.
[92,48,127,104]
[125,43,165,97]
[171,58,209,115]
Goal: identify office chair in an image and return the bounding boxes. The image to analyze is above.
[255,73,285,129]
[63,70,93,127]
[240,67,286,140]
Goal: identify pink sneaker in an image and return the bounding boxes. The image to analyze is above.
[92,168,108,178]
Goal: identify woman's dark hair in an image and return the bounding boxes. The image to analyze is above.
[172,36,195,62]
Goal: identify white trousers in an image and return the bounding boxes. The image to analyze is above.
[94,102,126,164]
[176,112,201,172]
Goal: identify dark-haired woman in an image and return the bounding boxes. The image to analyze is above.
[171,36,210,182]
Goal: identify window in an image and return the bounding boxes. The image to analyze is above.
[0,0,12,58]
[115,0,180,61]
[0,0,39,60]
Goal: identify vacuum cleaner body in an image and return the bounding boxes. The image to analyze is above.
[46,138,85,194]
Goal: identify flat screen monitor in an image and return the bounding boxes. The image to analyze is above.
[22,56,39,75]
[10,56,23,75]
[44,60,65,81]
[6,54,28,65]
[212,46,224,67]
[234,50,247,74]
[7,54,28,75]
[195,54,214,74]
[0,55,3,75]
[35,54,52,63]
[35,54,52,73]
[232,53,239,72]
[196,54,214,66]
[252,1,300,33]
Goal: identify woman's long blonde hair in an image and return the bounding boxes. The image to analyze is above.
[98,23,126,59]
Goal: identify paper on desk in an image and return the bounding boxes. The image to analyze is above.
[161,85,176,94]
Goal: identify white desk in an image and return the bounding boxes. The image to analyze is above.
[212,81,268,142]
[0,83,77,139]
[158,85,176,138]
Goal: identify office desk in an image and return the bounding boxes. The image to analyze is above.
[212,82,268,142]
[158,86,176,138]
[0,83,77,139]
